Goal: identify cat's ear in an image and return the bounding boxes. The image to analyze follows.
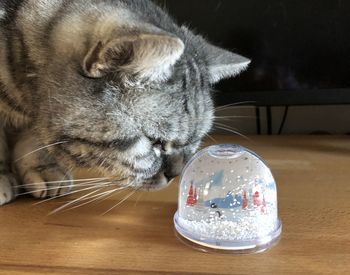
[82,34,185,80]
[205,44,251,84]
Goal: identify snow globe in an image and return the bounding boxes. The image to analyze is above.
[174,144,282,254]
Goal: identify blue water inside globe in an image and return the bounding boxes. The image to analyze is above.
[174,144,282,253]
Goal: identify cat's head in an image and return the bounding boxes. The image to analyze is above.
[39,22,249,191]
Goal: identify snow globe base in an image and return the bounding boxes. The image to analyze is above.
[174,212,282,254]
[173,144,282,254]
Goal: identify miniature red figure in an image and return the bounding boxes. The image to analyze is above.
[186,182,196,206]
[242,191,248,209]
[253,191,261,206]
[261,195,266,214]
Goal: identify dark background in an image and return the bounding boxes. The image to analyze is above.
[155,0,350,105]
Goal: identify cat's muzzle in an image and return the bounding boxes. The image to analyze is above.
[140,171,176,192]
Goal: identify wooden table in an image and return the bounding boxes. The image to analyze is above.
[1,136,349,275]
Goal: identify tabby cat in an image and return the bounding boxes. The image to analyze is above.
[0,0,250,205]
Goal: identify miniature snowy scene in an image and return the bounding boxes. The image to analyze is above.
[174,144,282,252]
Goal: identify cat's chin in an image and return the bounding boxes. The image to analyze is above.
[139,172,176,192]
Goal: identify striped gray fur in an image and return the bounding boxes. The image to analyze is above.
[0,0,250,205]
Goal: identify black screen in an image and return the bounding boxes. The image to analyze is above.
[155,0,350,93]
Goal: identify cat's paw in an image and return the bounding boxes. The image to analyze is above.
[0,173,18,206]
[23,165,73,199]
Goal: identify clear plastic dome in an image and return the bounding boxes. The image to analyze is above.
[174,144,282,253]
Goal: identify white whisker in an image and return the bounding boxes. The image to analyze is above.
[49,188,104,215]
[204,132,217,143]
[76,179,133,204]
[63,184,133,212]
[214,115,257,120]
[19,179,112,196]
[95,187,130,205]
[33,182,113,205]
[94,179,135,205]
[213,124,253,142]
[215,101,255,111]
[14,141,69,162]
[133,191,144,207]
[102,187,140,216]
[16,177,109,188]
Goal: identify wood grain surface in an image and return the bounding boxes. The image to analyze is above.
[0,135,349,275]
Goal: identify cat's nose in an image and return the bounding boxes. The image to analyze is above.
[164,172,176,182]
[142,172,173,191]
[164,167,182,182]
[164,154,184,179]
